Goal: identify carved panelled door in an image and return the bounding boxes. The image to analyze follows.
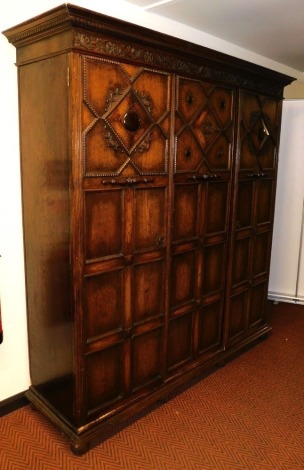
[170,77,234,372]
[81,56,171,419]
[226,91,280,345]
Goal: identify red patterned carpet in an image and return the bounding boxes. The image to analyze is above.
[1,301,303,469]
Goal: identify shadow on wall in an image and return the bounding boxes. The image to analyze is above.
[284,80,304,98]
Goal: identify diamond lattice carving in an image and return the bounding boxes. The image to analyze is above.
[239,92,278,171]
[104,89,153,155]
[193,108,221,151]
[175,127,204,172]
[174,80,234,173]
[83,57,170,176]
[250,112,270,156]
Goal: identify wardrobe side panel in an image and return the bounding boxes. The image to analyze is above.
[19,54,73,414]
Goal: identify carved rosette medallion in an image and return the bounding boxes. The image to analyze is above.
[103,88,154,155]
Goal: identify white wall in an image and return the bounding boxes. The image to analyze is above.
[0,0,301,402]
[268,100,304,304]
[0,11,29,402]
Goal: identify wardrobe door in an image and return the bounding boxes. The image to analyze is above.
[169,77,235,372]
[227,91,280,345]
[81,56,171,420]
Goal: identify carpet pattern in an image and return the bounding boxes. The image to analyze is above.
[1,301,303,469]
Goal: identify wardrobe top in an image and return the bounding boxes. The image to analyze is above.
[2,3,294,97]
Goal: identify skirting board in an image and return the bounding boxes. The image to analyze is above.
[0,391,29,417]
[268,291,304,305]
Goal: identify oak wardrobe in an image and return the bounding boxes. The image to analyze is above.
[3,4,294,454]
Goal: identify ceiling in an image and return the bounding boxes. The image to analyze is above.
[125,0,304,74]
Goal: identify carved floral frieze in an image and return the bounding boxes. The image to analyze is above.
[74,32,282,97]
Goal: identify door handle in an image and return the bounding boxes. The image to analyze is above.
[102,177,155,186]
[186,174,220,181]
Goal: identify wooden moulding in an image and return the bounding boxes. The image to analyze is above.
[3,3,294,96]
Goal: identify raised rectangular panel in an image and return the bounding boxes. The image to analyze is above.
[86,343,124,415]
[228,290,248,341]
[85,190,123,260]
[84,270,124,340]
[232,237,251,286]
[256,180,274,225]
[236,181,254,229]
[249,282,267,327]
[134,187,167,251]
[205,182,229,235]
[167,313,193,369]
[252,231,270,277]
[133,260,165,323]
[170,250,196,308]
[202,243,226,295]
[198,301,223,353]
[131,327,163,390]
[173,184,199,241]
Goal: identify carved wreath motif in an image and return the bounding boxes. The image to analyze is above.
[201,118,220,137]
[104,127,153,155]
[104,87,124,112]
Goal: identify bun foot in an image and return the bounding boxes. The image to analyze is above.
[70,441,90,456]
